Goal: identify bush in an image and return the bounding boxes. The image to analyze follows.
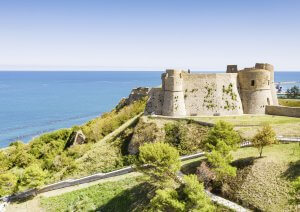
[0,172,18,196]
[203,121,241,181]
[82,99,147,143]
[135,142,181,188]
[252,124,277,157]
[150,175,215,212]
[8,142,36,168]
[165,121,209,155]
[19,164,47,190]
[291,176,300,206]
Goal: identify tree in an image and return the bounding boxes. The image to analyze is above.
[150,175,215,212]
[252,124,277,157]
[150,188,185,212]
[135,142,181,188]
[0,172,18,196]
[286,86,300,99]
[183,175,215,212]
[203,121,241,180]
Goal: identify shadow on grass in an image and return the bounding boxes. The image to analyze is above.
[282,160,300,180]
[181,158,206,175]
[97,182,155,212]
[231,156,258,169]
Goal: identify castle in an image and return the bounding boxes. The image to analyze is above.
[145,63,278,116]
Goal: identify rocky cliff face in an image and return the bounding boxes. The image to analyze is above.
[116,87,150,111]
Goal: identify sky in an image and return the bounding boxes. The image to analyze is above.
[0,0,299,71]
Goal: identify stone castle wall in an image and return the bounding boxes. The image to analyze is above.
[181,72,243,116]
[266,105,300,118]
[145,63,279,117]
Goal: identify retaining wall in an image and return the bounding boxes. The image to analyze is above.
[265,105,300,117]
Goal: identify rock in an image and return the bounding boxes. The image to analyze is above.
[73,130,86,145]
[116,87,150,111]
[65,130,86,149]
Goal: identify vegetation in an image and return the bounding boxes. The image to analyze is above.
[0,99,147,197]
[203,121,241,181]
[252,124,277,157]
[286,85,300,99]
[279,98,300,107]
[291,177,300,205]
[135,142,181,188]
[41,176,148,212]
[220,143,299,211]
[130,117,209,155]
[193,114,300,138]
[164,120,209,155]
[150,175,215,212]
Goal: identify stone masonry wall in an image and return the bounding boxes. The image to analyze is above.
[182,72,243,116]
[265,105,300,117]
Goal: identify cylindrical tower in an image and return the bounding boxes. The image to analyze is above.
[162,69,186,116]
[238,67,273,114]
[255,63,278,105]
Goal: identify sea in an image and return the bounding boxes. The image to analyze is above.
[0,71,299,148]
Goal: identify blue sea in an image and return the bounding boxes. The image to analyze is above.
[0,71,299,148]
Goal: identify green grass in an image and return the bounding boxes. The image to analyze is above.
[279,99,300,107]
[41,157,233,212]
[191,115,300,139]
[40,176,151,212]
[223,143,300,212]
[193,114,300,126]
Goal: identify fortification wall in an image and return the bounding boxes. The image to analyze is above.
[265,105,300,117]
[182,72,243,116]
[144,88,164,115]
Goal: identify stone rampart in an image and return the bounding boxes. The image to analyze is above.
[265,105,300,117]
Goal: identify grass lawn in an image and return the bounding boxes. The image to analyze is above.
[225,143,300,212]
[40,176,152,212]
[279,99,300,107]
[192,115,300,138]
[41,156,232,212]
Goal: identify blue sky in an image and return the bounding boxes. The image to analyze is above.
[0,0,299,71]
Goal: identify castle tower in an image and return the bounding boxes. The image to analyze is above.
[226,65,238,73]
[255,63,278,105]
[238,65,273,114]
[162,69,186,116]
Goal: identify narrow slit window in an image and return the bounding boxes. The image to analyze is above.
[268,80,270,85]
[251,80,255,86]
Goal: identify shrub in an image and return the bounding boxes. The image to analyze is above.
[165,122,187,152]
[203,121,241,180]
[135,142,181,188]
[183,174,215,211]
[165,121,209,155]
[150,175,215,212]
[291,177,300,206]
[19,164,47,190]
[8,142,36,168]
[150,188,185,212]
[0,172,18,196]
[82,99,147,143]
[252,124,277,157]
